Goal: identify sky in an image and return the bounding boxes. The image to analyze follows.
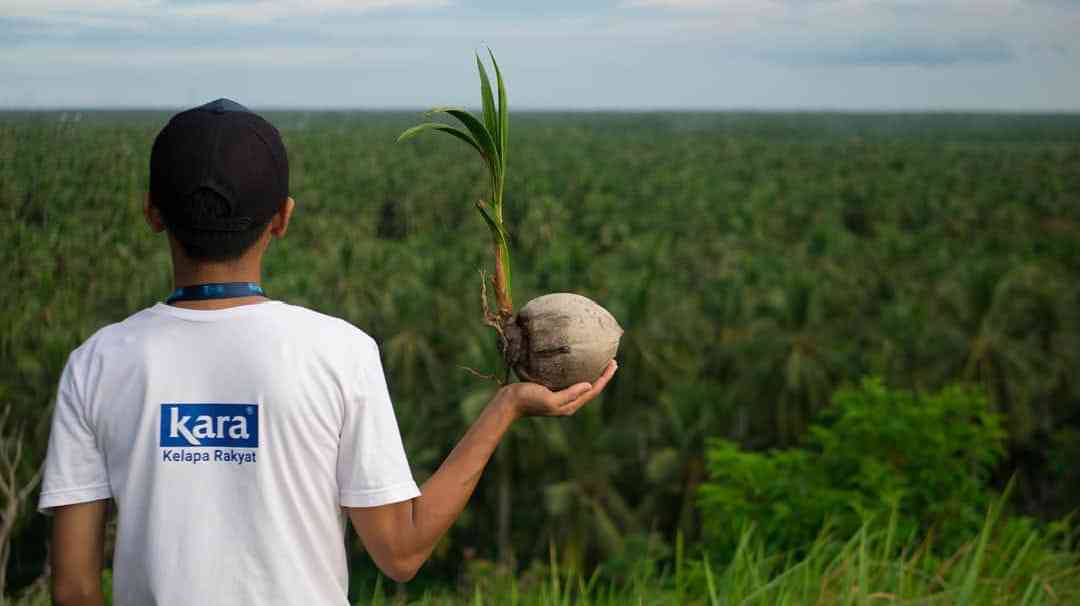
[2,0,1079,111]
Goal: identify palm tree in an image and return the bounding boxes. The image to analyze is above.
[524,406,642,571]
[726,271,848,446]
[930,263,1062,442]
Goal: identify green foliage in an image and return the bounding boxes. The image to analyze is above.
[10,513,1080,605]
[699,378,1008,554]
[3,111,1080,595]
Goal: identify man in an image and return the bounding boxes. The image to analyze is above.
[38,98,616,606]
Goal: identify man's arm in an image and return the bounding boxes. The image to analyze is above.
[51,500,108,606]
[346,360,617,582]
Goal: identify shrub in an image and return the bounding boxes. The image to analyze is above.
[699,377,1007,555]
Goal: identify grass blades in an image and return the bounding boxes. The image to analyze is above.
[7,466,1079,606]
[365,509,1080,604]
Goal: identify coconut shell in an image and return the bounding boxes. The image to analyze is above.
[504,293,623,391]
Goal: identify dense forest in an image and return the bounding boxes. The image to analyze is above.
[2,111,1079,603]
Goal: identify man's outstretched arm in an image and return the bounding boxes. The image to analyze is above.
[51,500,108,606]
[346,360,617,582]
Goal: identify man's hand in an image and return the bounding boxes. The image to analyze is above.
[346,359,618,582]
[498,359,618,420]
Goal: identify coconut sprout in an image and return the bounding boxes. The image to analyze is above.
[398,50,621,388]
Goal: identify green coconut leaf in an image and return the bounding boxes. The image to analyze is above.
[398,51,514,317]
[489,48,509,176]
[475,201,513,296]
[396,122,484,157]
[476,53,500,157]
[429,107,500,180]
[475,200,499,235]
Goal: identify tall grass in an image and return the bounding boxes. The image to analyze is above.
[11,499,1078,605]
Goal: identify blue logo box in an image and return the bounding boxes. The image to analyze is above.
[160,403,259,448]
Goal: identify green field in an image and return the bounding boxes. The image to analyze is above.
[2,111,1080,604]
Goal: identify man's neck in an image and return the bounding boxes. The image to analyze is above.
[169,256,268,310]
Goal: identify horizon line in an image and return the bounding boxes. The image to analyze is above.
[2,105,1080,115]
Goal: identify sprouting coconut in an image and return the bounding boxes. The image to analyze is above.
[503,293,623,390]
[398,50,622,389]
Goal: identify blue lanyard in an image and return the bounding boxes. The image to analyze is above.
[165,282,265,304]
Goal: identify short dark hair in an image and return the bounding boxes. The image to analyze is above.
[157,187,273,262]
[149,98,288,263]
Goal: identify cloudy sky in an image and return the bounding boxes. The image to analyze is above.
[2,0,1078,110]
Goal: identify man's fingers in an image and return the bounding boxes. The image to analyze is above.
[549,382,592,407]
[593,360,617,391]
[556,360,618,414]
[559,395,592,416]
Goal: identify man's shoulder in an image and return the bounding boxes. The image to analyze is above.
[69,302,379,364]
[67,306,160,361]
[270,302,379,351]
[270,300,380,356]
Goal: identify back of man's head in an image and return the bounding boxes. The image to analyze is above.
[150,98,289,262]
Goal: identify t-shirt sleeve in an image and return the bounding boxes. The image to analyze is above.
[38,354,113,514]
[337,337,421,508]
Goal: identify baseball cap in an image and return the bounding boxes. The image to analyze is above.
[150,98,288,233]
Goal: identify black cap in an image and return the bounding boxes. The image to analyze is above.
[150,98,288,232]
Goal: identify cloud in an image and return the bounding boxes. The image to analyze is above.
[1,0,1078,109]
[621,0,1066,69]
[622,0,746,7]
[760,40,1015,67]
[3,0,448,23]
[1,0,455,52]
[161,0,449,20]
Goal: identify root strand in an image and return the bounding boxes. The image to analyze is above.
[460,365,499,382]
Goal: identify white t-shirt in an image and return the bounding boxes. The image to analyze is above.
[39,300,421,605]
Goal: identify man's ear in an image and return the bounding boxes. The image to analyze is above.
[270,197,295,238]
[144,193,166,233]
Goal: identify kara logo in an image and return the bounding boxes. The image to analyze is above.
[159,403,259,448]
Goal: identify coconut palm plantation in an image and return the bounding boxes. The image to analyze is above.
[2,110,1080,604]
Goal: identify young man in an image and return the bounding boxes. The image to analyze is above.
[38,98,616,606]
